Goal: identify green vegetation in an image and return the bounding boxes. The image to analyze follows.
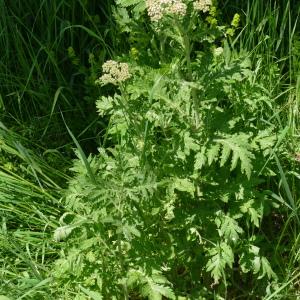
[0,0,299,299]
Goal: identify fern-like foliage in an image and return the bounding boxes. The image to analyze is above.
[51,1,284,299]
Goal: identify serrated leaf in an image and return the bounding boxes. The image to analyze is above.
[128,269,175,300]
[127,270,141,287]
[194,146,206,170]
[240,200,262,227]
[183,132,199,156]
[221,242,234,267]
[206,249,223,282]
[215,134,254,179]
[207,144,220,165]
[113,6,132,32]
[239,245,262,275]
[80,237,99,250]
[216,214,243,241]
[253,256,261,274]
[173,178,195,195]
[96,96,114,116]
[142,282,175,300]
[220,143,231,167]
[258,257,277,280]
[206,243,234,282]
[239,253,253,274]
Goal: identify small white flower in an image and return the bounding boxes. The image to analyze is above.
[146,0,187,22]
[96,60,131,86]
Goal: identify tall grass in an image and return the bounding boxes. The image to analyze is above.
[222,0,299,83]
[0,124,65,298]
[0,0,113,151]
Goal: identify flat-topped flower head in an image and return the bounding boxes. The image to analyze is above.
[146,0,187,22]
[96,60,131,86]
[193,0,212,13]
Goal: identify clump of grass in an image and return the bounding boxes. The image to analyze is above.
[0,0,114,152]
[0,125,64,298]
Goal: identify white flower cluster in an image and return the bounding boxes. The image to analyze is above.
[193,0,212,13]
[96,60,131,86]
[146,0,187,22]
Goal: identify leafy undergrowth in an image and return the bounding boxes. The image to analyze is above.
[0,0,300,299]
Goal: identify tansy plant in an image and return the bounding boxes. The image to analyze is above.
[51,1,284,299]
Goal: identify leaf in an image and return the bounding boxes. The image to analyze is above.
[207,144,220,165]
[62,113,97,184]
[173,178,195,196]
[122,223,141,239]
[258,257,277,280]
[142,282,175,300]
[41,86,65,138]
[253,130,276,154]
[240,200,261,227]
[206,243,234,282]
[239,245,260,274]
[116,0,143,7]
[215,213,243,242]
[61,25,107,49]
[206,249,223,282]
[96,96,114,116]
[221,242,235,267]
[80,237,99,250]
[215,133,254,179]
[194,146,207,170]
[79,286,103,300]
[223,40,231,65]
[220,142,231,167]
[112,6,132,32]
[183,132,199,156]
[239,244,275,279]
[133,1,147,13]
[253,256,261,274]
[127,269,175,300]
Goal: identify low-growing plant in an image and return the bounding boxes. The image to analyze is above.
[51,0,292,298]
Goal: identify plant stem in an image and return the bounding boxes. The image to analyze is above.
[175,17,199,128]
